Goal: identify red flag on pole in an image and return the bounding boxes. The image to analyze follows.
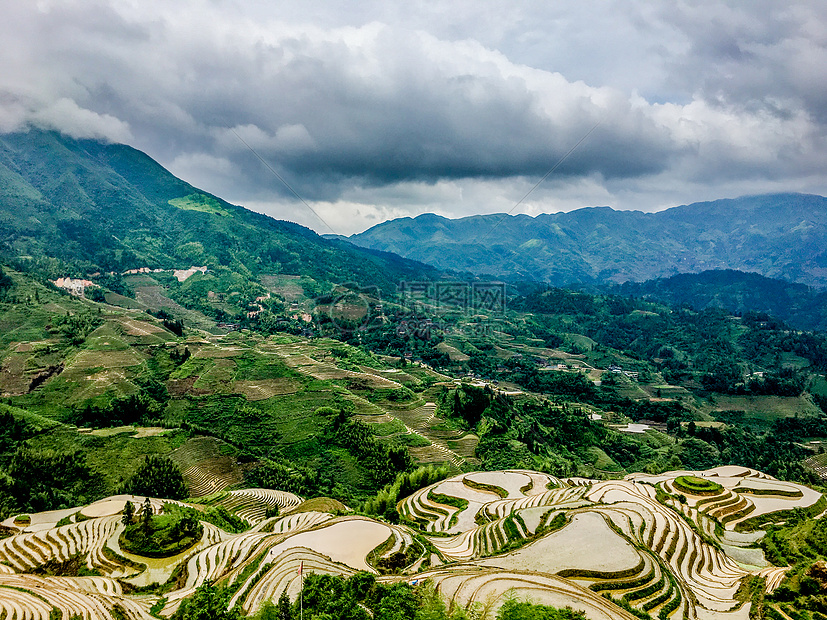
[298,561,303,576]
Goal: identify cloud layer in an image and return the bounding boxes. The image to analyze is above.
[2,1,826,234]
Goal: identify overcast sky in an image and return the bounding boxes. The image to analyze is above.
[2,1,827,235]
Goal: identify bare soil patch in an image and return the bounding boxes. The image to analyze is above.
[167,375,210,397]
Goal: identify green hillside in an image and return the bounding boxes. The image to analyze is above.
[0,266,473,516]
[4,256,826,516]
[0,129,441,293]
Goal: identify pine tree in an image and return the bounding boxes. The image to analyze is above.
[278,589,292,620]
[122,500,134,525]
[141,497,153,531]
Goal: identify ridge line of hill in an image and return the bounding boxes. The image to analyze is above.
[346,192,827,289]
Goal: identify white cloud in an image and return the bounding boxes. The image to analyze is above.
[31,98,132,143]
[0,94,29,134]
[168,152,238,192]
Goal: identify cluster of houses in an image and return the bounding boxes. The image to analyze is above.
[122,267,166,275]
[245,294,271,318]
[51,277,98,296]
[53,266,210,298]
[608,364,639,380]
[540,360,571,372]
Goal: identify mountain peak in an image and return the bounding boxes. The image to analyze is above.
[0,127,443,291]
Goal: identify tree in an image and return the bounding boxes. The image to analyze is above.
[5,447,97,515]
[277,590,292,620]
[347,572,375,602]
[123,455,188,500]
[375,584,417,620]
[141,497,153,530]
[122,500,134,526]
[174,582,239,620]
[172,514,199,539]
[679,437,720,470]
[496,599,587,620]
[253,600,279,620]
[415,582,457,620]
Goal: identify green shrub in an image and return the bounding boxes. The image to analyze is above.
[497,598,588,620]
[202,505,249,533]
[673,475,723,496]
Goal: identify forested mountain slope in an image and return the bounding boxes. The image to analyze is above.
[0,129,440,291]
[611,270,827,332]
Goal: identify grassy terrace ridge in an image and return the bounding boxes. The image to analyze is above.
[673,475,724,496]
[426,490,469,512]
[462,477,509,498]
[734,487,804,498]
[119,508,203,558]
[557,555,647,580]
[736,493,827,532]
[286,497,349,514]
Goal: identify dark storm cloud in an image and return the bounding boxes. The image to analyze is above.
[657,2,827,121]
[181,25,679,192]
[1,1,826,233]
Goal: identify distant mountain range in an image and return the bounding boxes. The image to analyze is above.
[0,129,440,291]
[5,126,827,339]
[347,194,827,288]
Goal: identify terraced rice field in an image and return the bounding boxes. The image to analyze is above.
[173,336,476,472]
[214,489,303,524]
[643,466,821,530]
[804,452,827,481]
[267,342,401,389]
[233,378,300,401]
[169,436,244,497]
[0,516,129,576]
[393,567,641,620]
[397,468,823,620]
[0,468,820,620]
[0,573,156,620]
